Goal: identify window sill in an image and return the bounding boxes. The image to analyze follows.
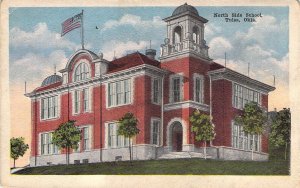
[107,103,132,109]
[40,116,59,121]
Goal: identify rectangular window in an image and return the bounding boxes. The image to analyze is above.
[172,77,181,102]
[233,83,262,109]
[194,76,203,103]
[232,123,260,152]
[74,90,80,114]
[151,120,160,145]
[41,132,58,155]
[108,123,129,148]
[108,79,131,107]
[41,96,58,120]
[152,78,161,104]
[83,127,89,151]
[83,89,89,112]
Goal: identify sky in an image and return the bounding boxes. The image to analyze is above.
[9,6,289,166]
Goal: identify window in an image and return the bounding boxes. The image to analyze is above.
[41,132,58,155]
[233,83,261,109]
[83,127,90,151]
[108,123,129,148]
[108,79,131,107]
[151,119,160,145]
[83,89,89,112]
[194,74,204,103]
[232,123,261,151]
[74,62,89,82]
[173,26,182,44]
[74,90,80,114]
[152,78,161,104]
[171,76,182,103]
[41,96,58,120]
[192,26,200,44]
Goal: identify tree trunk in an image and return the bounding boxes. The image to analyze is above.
[65,147,68,165]
[13,159,16,168]
[285,142,287,160]
[204,141,207,160]
[251,134,254,161]
[129,139,132,164]
[67,147,70,165]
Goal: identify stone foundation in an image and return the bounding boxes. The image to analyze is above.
[30,145,268,166]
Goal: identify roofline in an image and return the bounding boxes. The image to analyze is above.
[59,49,100,73]
[25,64,168,98]
[208,68,276,93]
[163,12,208,23]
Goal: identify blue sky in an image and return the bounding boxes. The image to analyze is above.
[9,6,289,108]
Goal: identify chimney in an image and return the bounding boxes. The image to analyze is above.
[145,49,156,60]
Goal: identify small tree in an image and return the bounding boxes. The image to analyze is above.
[189,109,215,159]
[235,102,267,160]
[10,137,29,168]
[52,120,81,165]
[118,112,140,163]
[269,108,291,160]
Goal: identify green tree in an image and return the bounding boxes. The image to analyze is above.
[235,102,267,160]
[269,108,291,160]
[52,120,81,165]
[10,137,29,168]
[189,110,215,159]
[117,112,140,163]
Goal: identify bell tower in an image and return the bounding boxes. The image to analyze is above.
[160,3,210,61]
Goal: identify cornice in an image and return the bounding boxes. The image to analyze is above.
[208,68,275,94]
[164,100,209,112]
[25,64,168,98]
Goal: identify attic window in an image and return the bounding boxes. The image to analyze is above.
[74,62,90,82]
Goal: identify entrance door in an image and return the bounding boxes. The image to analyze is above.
[172,122,183,152]
[176,133,182,151]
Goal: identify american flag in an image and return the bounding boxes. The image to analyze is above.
[61,12,83,36]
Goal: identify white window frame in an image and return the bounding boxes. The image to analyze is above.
[105,122,130,148]
[72,87,92,115]
[193,73,204,103]
[150,118,161,146]
[231,122,261,152]
[40,132,59,155]
[40,95,59,120]
[151,77,162,105]
[107,78,132,108]
[73,90,81,114]
[232,83,262,110]
[73,60,91,82]
[169,73,184,103]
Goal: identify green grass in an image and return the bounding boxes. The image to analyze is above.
[14,158,289,175]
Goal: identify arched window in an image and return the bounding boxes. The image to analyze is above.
[192,26,200,44]
[173,26,182,44]
[74,62,90,82]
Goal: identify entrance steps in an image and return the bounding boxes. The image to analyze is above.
[158,151,212,159]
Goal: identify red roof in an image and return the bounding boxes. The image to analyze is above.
[108,52,160,73]
[209,62,225,71]
[34,81,62,92]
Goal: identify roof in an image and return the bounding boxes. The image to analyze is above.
[35,80,62,92]
[107,52,160,73]
[41,74,62,87]
[172,3,199,16]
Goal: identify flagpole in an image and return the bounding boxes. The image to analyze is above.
[81,9,84,49]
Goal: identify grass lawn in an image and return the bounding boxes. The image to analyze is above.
[14,158,290,175]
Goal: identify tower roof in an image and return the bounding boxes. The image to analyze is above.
[41,74,62,87]
[172,3,199,16]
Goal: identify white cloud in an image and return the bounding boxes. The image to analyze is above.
[205,23,221,39]
[209,37,232,58]
[101,14,164,32]
[10,23,79,51]
[102,40,149,60]
[10,50,68,88]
